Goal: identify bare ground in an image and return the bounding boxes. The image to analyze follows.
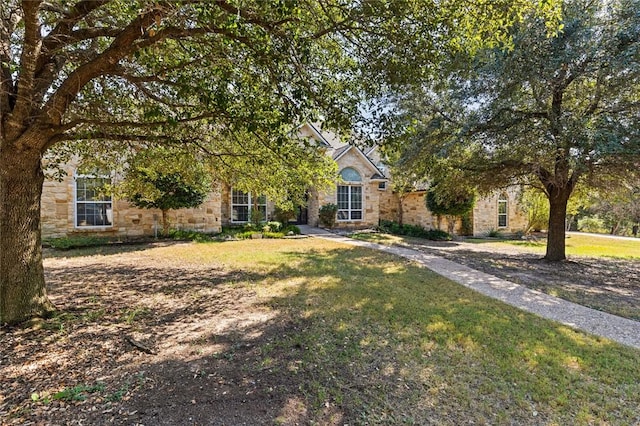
[1,238,638,425]
[1,243,327,425]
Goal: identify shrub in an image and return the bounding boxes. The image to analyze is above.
[486,228,502,238]
[262,231,285,239]
[250,207,264,227]
[167,229,214,242]
[282,225,301,235]
[377,220,451,241]
[578,216,607,233]
[266,221,282,232]
[319,204,338,228]
[43,235,113,250]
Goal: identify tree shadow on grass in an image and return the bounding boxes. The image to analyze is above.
[3,244,639,425]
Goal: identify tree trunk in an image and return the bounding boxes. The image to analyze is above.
[161,209,169,236]
[545,189,570,261]
[0,150,54,324]
[446,215,456,235]
[398,195,405,226]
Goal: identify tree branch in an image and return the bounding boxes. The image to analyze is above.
[7,1,43,138]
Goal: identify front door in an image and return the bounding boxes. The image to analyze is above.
[296,205,308,225]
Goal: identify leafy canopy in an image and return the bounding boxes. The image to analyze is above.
[380,0,640,259]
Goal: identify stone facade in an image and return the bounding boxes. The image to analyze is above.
[308,146,385,228]
[41,164,222,239]
[40,124,528,238]
[378,187,527,236]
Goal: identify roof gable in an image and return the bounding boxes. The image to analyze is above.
[334,144,387,179]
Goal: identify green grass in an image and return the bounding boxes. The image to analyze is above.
[467,233,640,259]
[149,239,640,424]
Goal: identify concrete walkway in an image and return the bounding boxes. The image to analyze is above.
[299,225,640,350]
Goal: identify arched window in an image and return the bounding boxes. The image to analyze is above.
[339,167,362,182]
[497,193,508,227]
[337,168,363,221]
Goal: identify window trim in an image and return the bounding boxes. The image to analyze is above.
[497,194,508,228]
[73,172,113,229]
[230,188,268,223]
[337,184,363,222]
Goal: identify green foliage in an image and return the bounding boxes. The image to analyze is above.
[318,204,338,228]
[250,207,265,227]
[53,383,105,402]
[378,220,452,241]
[486,229,503,238]
[124,149,210,213]
[264,221,282,232]
[519,188,550,232]
[167,229,216,242]
[383,0,640,259]
[273,206,297,224]
[282,225,301,235]
[43,236,114,250]
[425,184,476,217]
[586,185,640,235]
[578,217,608,234]
[129,173,208,212]
[460,212,474,236]
[221,224,300,239]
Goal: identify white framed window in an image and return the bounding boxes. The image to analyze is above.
[231,189,267,223]
[74,173,113,228]
[378,181,387,190]
[337,167,363,221]
[498,193,508,228]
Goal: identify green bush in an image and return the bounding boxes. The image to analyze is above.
[167,229,214,242]
[486,228,502,238]
[377,220,451,241]
[250,207,264,227]
[266,221,282,232]
[319,204,338,228]
[273,206,297,224]
[578,216,607,233]
[262,231,285,238]
[282,225,301,235]
[43,235,113,250]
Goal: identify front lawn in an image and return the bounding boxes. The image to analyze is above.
[2,239,639,425]
[466,232,640,259]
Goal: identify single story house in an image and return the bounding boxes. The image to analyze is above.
[40,123,527,238]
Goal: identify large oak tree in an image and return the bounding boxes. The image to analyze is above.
[0,0,560,324]
[383,0,640,260]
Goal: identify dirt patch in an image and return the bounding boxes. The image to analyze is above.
[400,238,640,321]
[0,247,316,425]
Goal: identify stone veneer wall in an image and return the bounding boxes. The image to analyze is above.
[308,148,383,228]
[472,188,527,236]
[41,164,222,238]
[379,188,527,236]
